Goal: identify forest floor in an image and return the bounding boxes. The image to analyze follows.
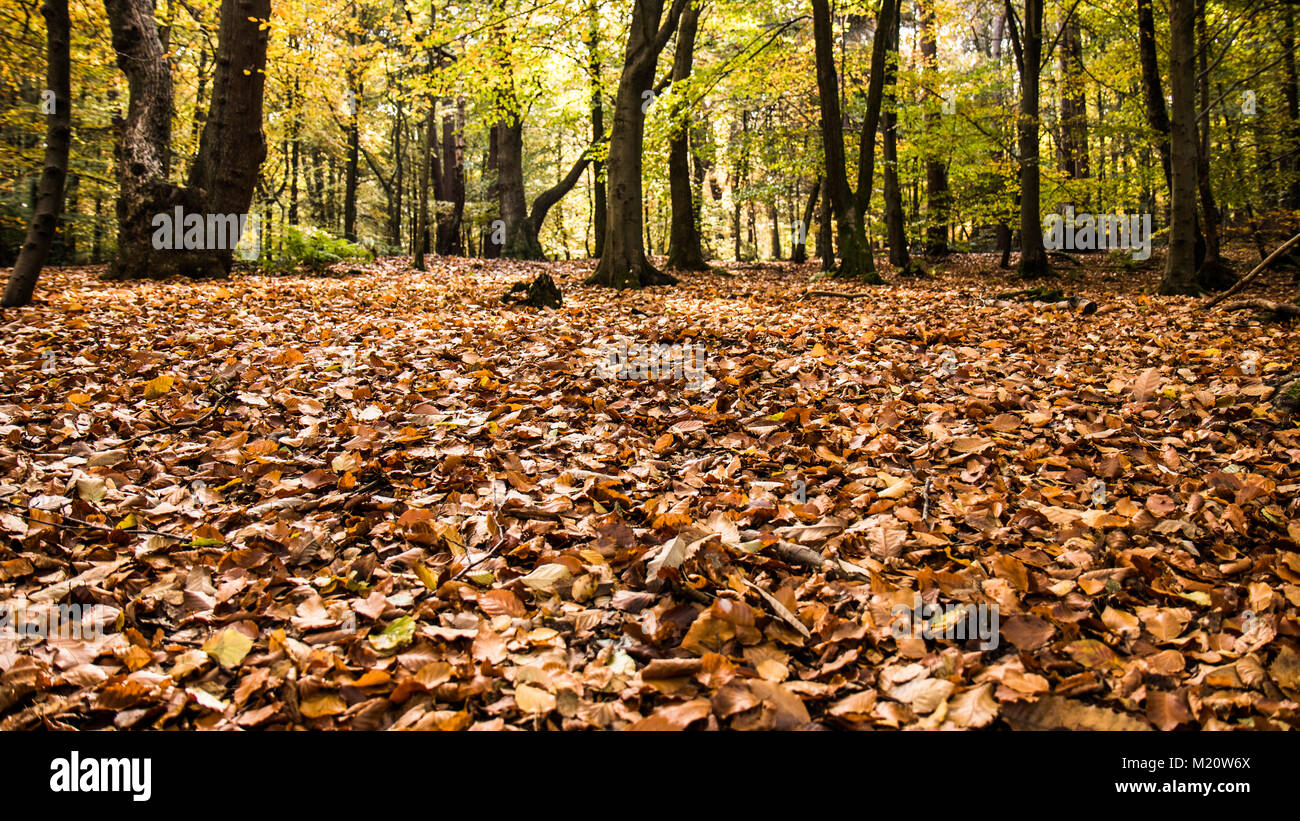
[1,253,1298,730]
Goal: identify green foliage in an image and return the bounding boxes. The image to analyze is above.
[267,225,373,273]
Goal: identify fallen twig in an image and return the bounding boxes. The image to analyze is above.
[1205,230,1300,308]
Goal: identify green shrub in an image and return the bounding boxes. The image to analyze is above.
[268,225,373,272]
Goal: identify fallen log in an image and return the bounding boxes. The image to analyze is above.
[1218,299,1300,319]
[993,287,1097,314]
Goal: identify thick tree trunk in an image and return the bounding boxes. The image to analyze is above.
[665,0,708,271]
[3,0,71,307]
[103,0,268,280]
[1057,20,1089,183]
[103,0,185,280]
[437,99,465,255]
[585,0,689,288]
[187,0,269,243]
[1138,0,1204,266]
[1194,0,1232,289]
[1161,0,1202,295]
[497,116,544,259]
[919,0,948,256]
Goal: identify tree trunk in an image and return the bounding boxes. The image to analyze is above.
[188,0,270,244]
[588,0,607,259]
[102,0,268,280]
[811,0,885,283]
[919,0,949,256]
[4,0,70,307]
[497,116,544,259]
[881,2,914,275]
[1057,19,1089,184]
[414,108,434,270]
[343,73,360,242]
[665,0,708,271]
[1286,8,1300,209]
[389,95,401,245]
[483,124,502,259]
[437,99,465,255]
[527,151,592,257]
[585,0,689,288]
[818,176,834,271]
[1138,0,1204,266]
[1161,0,1201,295]
[791,176,819,264]
[1194,0,1232,289]
[1009,0,1049,279]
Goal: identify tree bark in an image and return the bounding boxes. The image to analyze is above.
[102,0,269,280]
[1007,0,1049,279]
[1194,0,1232,288]
[437,99,465,255]
[665,0,708,271]
[811,0,885,283]
[585,0,689,288]
[791,176,819,264]
[1286,8,1300,209]
[3,0,71,307]
[881,2,914,275]
[343,73,360,242]
[1161,0,1202,295]
[588,0,608,259]
[414,108,434,270]
[919,0,949,256]
[1057,19,1089,184]
[188,0,269,241]
[497,116,544,259]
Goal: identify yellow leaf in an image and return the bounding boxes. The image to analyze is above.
[68,391,91,405]
[202,628,253,668]
[414,562,440,591]
[299,692,346,718]
[142,374,174,399]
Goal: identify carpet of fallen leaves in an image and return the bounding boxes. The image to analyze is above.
[1,255,1299,731]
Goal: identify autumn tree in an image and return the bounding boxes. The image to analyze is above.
[585,0,690,288]
[810,0,895,284]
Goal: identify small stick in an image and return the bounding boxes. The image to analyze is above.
[1205,230,1300,308]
